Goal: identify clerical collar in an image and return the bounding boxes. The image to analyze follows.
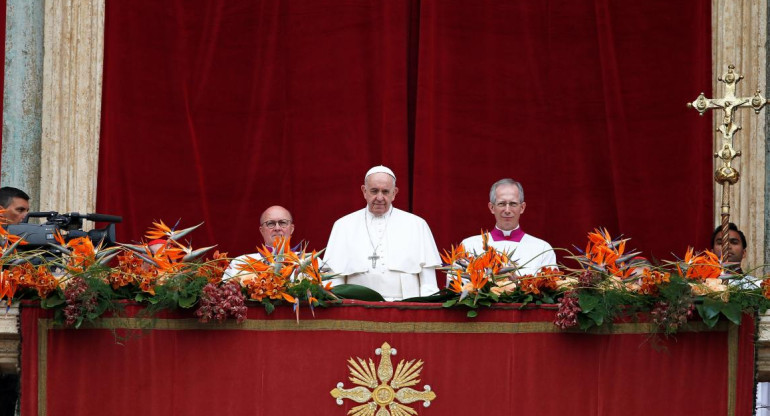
[490,226,525,242]
[365,206,393,222]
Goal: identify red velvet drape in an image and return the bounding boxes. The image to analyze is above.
[412,0,713,260]
[20,304,756,416]
[98,0,413,251]
[97,1,712,263]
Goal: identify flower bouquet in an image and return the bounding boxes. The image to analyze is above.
[441,233,571,317]
[555,228,767,333]
[226,236,337,322]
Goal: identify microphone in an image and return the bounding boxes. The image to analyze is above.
[84,213,122,223]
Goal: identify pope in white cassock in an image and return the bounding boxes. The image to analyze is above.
[323,166,441,301]
[461,178,556,275]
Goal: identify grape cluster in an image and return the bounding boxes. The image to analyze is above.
[650,297,694,332]
[63,277,98,327]
[195,281,247,324]
[554,292,582,329]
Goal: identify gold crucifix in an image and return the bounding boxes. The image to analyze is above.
[687,64,768,258]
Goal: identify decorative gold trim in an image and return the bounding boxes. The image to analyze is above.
[62,317,726,335]
[727,323,738,416]
[37,318,50,416]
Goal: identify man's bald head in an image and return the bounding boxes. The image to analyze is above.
[259,205,294,246]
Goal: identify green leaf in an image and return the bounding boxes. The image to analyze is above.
[178,294,197,309]
[401,289,455,303]
[443,299,458,308]
[578,294,600,313]
[578,315,595,330]
[263,301,275,315]
[467,310,478,318]
[41,296,65,309]
[331,284,386,302]
[701,312,720,328]
[721,302,742,325]
[587,310,605,327]
[699,298,722,320]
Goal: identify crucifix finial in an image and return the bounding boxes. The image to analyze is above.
[688,64,768,259]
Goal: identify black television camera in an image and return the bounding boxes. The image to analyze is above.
[6,211,122,254]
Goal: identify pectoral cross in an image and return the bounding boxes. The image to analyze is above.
[688,64,768,256]
[368,252,380,268]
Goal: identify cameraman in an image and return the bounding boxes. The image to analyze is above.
[0,187,29,225]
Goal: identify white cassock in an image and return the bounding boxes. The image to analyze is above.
[461,227,557,276]
[323,206,441,301]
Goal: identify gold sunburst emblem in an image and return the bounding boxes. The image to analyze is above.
[330,342,437,416]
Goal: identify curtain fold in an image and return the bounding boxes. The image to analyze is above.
[411,0,713,263]
[98,0,412,253]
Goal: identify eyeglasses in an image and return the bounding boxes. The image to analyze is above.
[495,201,521,209]
[261,219,292,229]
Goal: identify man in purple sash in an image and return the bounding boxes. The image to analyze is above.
[461,178,556,276]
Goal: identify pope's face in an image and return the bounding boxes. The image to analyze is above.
[361,173,398,217]
[488,184,526,231]
[1,197,29,225]
[259,206,294,246]
[713,230,746,264]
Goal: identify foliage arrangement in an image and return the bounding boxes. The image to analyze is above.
[224,236,335,321]
[1,204,767,335]
[440,233,569,317]
[441,228,770,334]
[0,216,336,328]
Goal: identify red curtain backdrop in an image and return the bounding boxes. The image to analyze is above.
[412,0,713,260]
[98,0,413,251]
[97,1,713,264]
[20,304,756,416]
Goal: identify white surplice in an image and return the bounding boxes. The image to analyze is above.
[323,207,441,300]
[461,231,556,276]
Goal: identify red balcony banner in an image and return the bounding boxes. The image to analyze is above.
[21,302,755,416]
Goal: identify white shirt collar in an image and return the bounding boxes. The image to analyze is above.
[495,225,520,237]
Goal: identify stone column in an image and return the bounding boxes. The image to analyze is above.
[712,0,768,272]
[0,307,18,374]
[39,0,105,220]
[716,0,770,386]
[713,2,770,385]
[2,0,44,209]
